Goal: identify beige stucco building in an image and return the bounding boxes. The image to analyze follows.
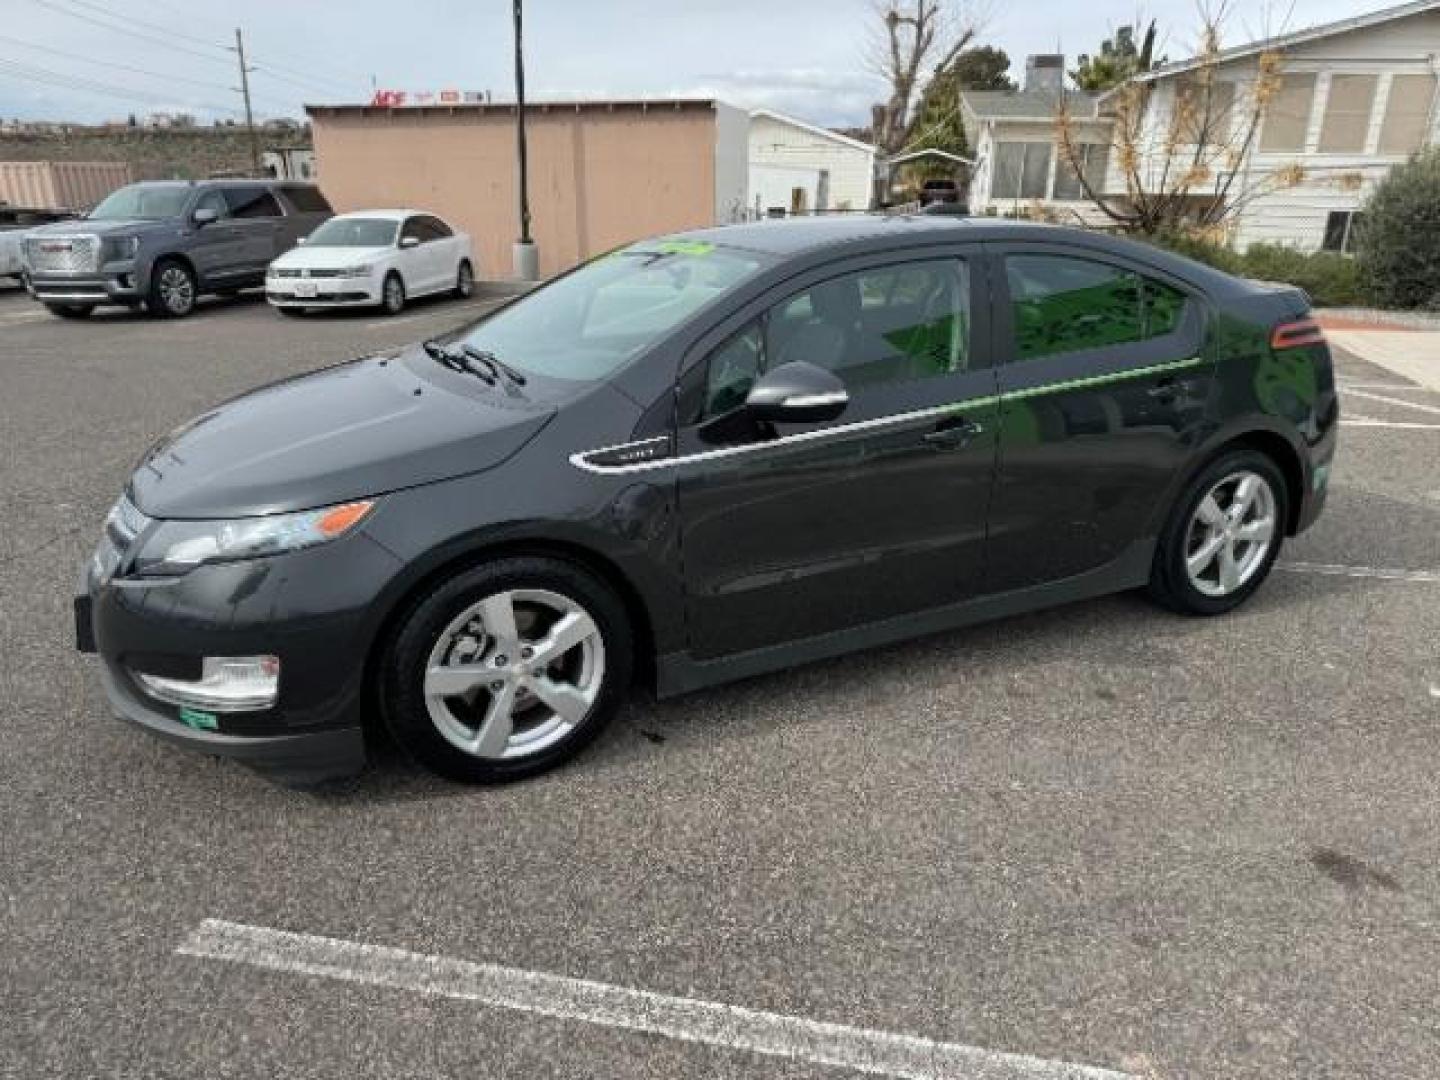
[307,99,748,278]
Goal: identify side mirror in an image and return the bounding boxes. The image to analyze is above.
[744,361,848,424]
[400,236,421,249]
[192,207,219,227]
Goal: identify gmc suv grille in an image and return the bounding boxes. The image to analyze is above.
[25,234,100,274]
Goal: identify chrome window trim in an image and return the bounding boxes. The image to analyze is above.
[570,355,1206,477]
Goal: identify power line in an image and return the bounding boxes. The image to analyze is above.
[31,0,237,66]
[0,56,243,115]
[58,0,231,55]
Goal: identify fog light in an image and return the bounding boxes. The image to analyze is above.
[135,656,279,713]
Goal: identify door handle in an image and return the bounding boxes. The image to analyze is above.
[1147,377,1180,401]
[924,418,984,450]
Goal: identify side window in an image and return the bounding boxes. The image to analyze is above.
[701,321,765,420]
[421,216,453,239]
[766,260,970,389]
[192,189,229,219]
[225,187,284,218]
[281,185,332,213]
[400,217,426,245]
[1005,255,1191,362]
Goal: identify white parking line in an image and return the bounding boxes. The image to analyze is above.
[1279,561,1440,583]
[1337,381,1431,392]
[1341,387,1440,417]
[178,919,1133,1080]
[1340,418,1440,430]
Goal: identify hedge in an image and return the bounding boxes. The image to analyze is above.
[1353,149,1440,311]
[1141,233,1363,308]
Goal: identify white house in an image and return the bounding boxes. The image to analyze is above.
[747,108,878,215]
[963,1,1440,252]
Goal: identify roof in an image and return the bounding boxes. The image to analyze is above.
[306,98,724,118]
[329,208,430,221]
[886,148,975,166]
[749,108,879,155]
[1137,0,1440,81]
[961,90,1103,122]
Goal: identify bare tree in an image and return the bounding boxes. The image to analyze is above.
[867,0,984,155]
[1054,2,1325,236]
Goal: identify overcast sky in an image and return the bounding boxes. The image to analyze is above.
[0,0,1389,128]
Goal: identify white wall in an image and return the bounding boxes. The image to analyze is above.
[713,101,750,224]
[747,113,874,210]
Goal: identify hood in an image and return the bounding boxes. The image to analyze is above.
[29,218,167,238]
[271,244,394,271]
[129,348,556,519]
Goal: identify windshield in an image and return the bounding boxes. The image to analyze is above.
[305,217,398,247]
[454,241,766,382]
[88,184,191,221]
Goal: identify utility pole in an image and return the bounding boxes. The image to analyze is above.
[511,0,537,280]
[231,28,260,176]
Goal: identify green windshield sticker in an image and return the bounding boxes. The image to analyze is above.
[178,707,218,732]
[653,240,714,256]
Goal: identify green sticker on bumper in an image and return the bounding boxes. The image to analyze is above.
[178,707,218,732]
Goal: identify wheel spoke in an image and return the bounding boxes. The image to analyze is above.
[479,592,519,648]
[424,664,490,697]
[1197,495,1226,528]
[530,610,597,667]
[1233,476,1259,515]
[1237,518,1274,547]
[1218,542,1241,593]
[1187,533,1226,576]
[471,682,517,757]
[528,675,590,725]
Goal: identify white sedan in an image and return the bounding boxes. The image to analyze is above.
[265,209,474,316]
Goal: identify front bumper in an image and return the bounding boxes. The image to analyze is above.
[76,529,403,784]
[28,267,141,306]
[266,274,378,307]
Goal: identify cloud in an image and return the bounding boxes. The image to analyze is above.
[669,67,886,128]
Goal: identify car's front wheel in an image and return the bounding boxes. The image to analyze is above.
[380,557,632,783]
[1148,449,1288,615]
[379,271,406,316]
[146,259,197,317]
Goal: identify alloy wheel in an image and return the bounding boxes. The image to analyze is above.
[1184,469,1278,598]
[456,262,474,297]
[158,265,195,315]
[383,275,404,314]
[422,588,606,760]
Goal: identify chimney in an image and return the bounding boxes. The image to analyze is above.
[1025,54,1065,94]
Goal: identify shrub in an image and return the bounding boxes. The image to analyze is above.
[1354,149,1440,310]
[1239,244,1363,308]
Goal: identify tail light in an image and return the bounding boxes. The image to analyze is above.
[1271,318,1327,350]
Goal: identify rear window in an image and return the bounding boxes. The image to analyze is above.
[282,186,332,213]
[225,187,284,218]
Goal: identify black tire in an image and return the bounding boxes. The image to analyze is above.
[379,557,633,783]
[453,259,475,299]
[379,271,406,316]
[276,306,307,318]
[45,303,94,319]
[1147,449,1288,616]
[146,258,198,317]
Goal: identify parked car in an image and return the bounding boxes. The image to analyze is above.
[0,205,77,282]
[22,179,332,319]
[75,216,1337,785]
[265,209,474,316]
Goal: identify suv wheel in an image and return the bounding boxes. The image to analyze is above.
[147,259,197,317]
[380,271,406,316]
[1148,449,1288,615]
[45,303,94,319]
[380,557,632,783]
[453,259,475,299]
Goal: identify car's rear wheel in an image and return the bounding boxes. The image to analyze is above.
[453,259,475,299]
[380,557,632,783]
[45,302,94,319]
[379,271,406,316]
[1148,450,1287,615]
[146,259,197,317]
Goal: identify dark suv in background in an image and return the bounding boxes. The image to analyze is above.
[22,179,332,319]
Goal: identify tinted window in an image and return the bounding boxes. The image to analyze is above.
[225,187,284,218]
[400,217,427,244]
[700,259,970,419]
[282,185,332,213]
[192,189,229,219]
[419,215,452,239]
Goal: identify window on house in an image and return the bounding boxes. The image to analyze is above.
[1319,74,1378,154]
[1175,78,1236,145]
[1378,73,1439,155]
[992,142,1052,200]
[1259,73,1317,153]
[1052,143,1111,201]
[1322,210,1365,254]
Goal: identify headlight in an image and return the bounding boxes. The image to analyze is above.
[103,235,140,260]
[342,264,374,276]
[131,500,375,576]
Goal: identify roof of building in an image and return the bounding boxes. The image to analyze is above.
[1137,0,1440,81]
[748,108,879,155]
[960,90,1103,122]
[306,98,725,118]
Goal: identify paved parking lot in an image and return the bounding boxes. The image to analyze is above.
[3,283,1438,1079]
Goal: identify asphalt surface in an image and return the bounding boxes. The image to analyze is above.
[2,283,1438,1079]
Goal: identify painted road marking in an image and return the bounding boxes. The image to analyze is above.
[1336,381,1431,392]
[1341,387,1440,417]
[1279,561,1440,583]
[178,919,1133,1080]
[1340,418,1440,430]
